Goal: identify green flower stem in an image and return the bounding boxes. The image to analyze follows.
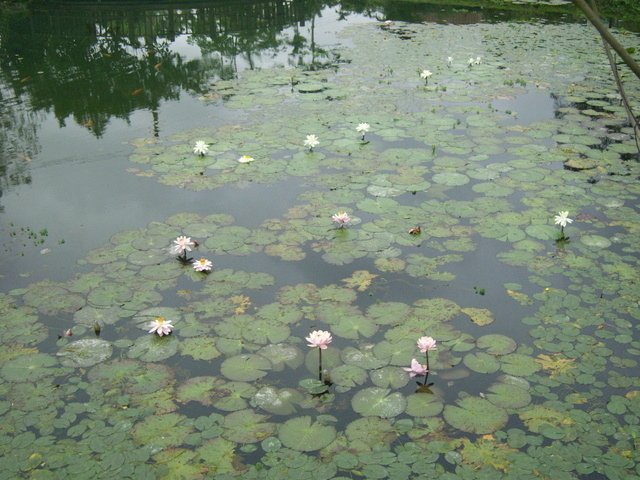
[318,348,323,382]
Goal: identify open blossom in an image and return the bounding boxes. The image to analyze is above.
[306,330,332,349]
[356,123,370,135]
[420,69,432,80]
[193,141,209,156]
[193,258,213,272]
[148,316,174,336]
[468,57,475,66]
[171,236,195,255]
[404,358,428,377]
[417,336,437,353]
[475,56,482,65]
[447,56,453,66]
[238,155,255,163]
[332,211,351,227]
[554,211,573,228]
[304,134,320,150]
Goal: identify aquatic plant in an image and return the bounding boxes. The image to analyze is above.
[192,258,213,272]
[306,330,332,382]
[304,134,319,151]
[238,155,255,163]
[403,358,428,378]
[356,122,370,140]
[170,235,196,262]
[331,211,351,228]
[417,335,436,384]
[148,316,174,336]
[193,140,209,156]
[419,69,432,84]
[554,211,573,240]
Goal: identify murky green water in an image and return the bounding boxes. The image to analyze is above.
[1,1,639,478]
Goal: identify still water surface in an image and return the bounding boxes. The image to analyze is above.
[0,1,639,478]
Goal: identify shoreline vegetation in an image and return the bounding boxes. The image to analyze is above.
[1,0,639,28]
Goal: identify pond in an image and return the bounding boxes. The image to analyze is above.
[1,0,639,478]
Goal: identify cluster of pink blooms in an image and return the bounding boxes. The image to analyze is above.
[152,236,215,336]
[403,336,437,377]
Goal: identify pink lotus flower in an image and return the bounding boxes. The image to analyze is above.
[404,358,428,377]
[417,336,437,353]
[331,211,351,227]
[306,330,332,349]
[192,258,213,272]
[148,316,174,336]
[171,236,195,256]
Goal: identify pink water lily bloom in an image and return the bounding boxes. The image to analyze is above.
[148,316,174,336]
[404,358,428,377]
[171,236,195,255]
[306,330,332,349]
[332,211,351,227]
[193,258,213,272]
[417,336,437,353]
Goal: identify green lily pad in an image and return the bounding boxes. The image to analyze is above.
[278,416,337,452]
[461,307,494,326]
[195,438,245,476]
[57,339,113,367]
[132,413,193,448]
[331,364,368,389]
[500,353,541,376]
[463,352,501,374]
[220,354,271,381]
[223,409,276,443]
[485,382,532,409]
[351,387,407,418]
[370,366,410,389]
[257,344,304,371]
[179,337,221,361]
[367,302,411,325]
[128,334,179,362]
[443,396,508,434]
[1,353,60,382]
[74,305,126,326]
[176,376,226,406]
[432,172,470,186]
[88,359,174,394]
[580,235,611,249]
[214,382,258,412]
[477,334,517,355]
[525,224,560,241]
[342,347,387,370]
[250,387,303,415]
[405,393,445,417]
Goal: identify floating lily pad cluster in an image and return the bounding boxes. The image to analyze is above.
[1,15,640,480]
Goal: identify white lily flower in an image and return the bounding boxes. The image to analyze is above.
[304,134,319,150]
[193,141,209,156]
[554,211,573,228]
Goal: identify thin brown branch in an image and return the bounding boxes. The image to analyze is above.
[572,0,640,81]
